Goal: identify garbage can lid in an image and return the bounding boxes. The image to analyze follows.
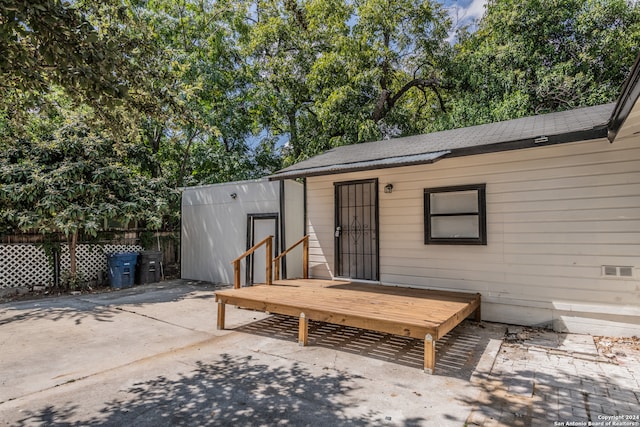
[107,251,139,259]
[139,250,162,255]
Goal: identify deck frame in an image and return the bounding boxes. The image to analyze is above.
[215,279,481,374]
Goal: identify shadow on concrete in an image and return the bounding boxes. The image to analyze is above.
[0,281,222,326]
[14,353,426,426]
[0,303,117,326]
[238,315,495,380]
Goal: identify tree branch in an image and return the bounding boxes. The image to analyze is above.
[177,129,200,188]
[373,77,443,122]
[388,77,441,108]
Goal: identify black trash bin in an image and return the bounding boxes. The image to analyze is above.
[136,250,163,284]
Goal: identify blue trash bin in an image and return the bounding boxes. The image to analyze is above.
[107,252,139,289]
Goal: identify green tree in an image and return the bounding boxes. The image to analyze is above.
[125,0,272,187]
[1,0,204,148]
[439,0,640,129]
[246,0,452,164]
[0,0,129,104]
[0,99,172,285]
[243,0,345,162]
[345,0,451,135]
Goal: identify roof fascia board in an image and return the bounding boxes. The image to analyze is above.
[269,126,608,180]
[269,151,449,180]
[608,54,640,143]
[447,126,609,158]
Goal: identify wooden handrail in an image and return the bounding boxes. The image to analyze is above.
[273,235,309,281]
[230,235,273,289]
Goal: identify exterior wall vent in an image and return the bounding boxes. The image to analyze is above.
[619,267,634,277]
[602,265,635,278]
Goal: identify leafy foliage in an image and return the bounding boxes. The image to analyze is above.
[436,0,640,129]
[122,0,275,186]
[1,120,169,236]
[0,0,129,104]
[1,0,640,245]
[0,98,173,278]
[245,0,453,164]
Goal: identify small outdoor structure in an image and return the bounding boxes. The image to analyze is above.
[217,231,482,374]
[262,55,640,337]
[211,56,640,375]
[181,179,304,286]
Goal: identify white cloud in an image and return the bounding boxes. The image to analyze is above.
[464,0,487,21]
[445,0,487,43]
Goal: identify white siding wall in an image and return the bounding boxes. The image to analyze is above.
[181,179,304,285]
[306,137,640,336]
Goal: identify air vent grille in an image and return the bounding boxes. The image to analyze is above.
[619,267,633,277]
[602,265,635,278]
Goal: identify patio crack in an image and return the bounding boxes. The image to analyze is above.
[252,348,340,371]
[112,306,202,332]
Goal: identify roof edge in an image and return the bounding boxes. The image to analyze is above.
[608,53,640,143]
[269,125,609,180]
[269,151,450,180]
[448,125,608,159]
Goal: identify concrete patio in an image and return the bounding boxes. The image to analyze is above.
[0,280,638,426]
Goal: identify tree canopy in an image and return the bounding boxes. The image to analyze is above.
[1,0,640,239]
[437,0,640,129]
[0,93,173,280]
[1,1,125,101]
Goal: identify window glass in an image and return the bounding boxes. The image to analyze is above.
[431,216,480,239]
[430,190,478,214]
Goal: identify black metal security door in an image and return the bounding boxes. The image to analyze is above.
[334,179,379,280]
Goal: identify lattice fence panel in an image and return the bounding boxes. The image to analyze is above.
[60,244,143,281]
[0,244,53,289]
[0,243,142,289]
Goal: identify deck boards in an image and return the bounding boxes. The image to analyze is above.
[214,279,480,373]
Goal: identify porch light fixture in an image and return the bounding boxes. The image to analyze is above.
[384,183,394,193]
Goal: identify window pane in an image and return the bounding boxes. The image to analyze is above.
[430,190,478,214]
[431,216,479,239]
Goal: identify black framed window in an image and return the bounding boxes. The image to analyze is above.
[424,184,487,245]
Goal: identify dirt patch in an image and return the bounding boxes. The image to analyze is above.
[503,325,550,344]
[0,285,117,304]
[594,335,640,364]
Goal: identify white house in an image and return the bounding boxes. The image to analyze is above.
[268,56,640,336]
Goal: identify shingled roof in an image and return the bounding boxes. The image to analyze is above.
[269,102,614,180]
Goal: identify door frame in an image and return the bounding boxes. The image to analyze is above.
[333,178,379,281]
[246,213,279,286]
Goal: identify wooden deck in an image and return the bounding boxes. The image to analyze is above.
[214,279,481,374]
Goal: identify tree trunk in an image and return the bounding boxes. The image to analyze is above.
[69,230,78,287]
[287,110,299,158]
[150,124,163,178]
[177,130,198,188]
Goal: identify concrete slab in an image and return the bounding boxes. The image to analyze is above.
[2,281,639,426]
[0,280,504,426]
[0,281,270,403]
